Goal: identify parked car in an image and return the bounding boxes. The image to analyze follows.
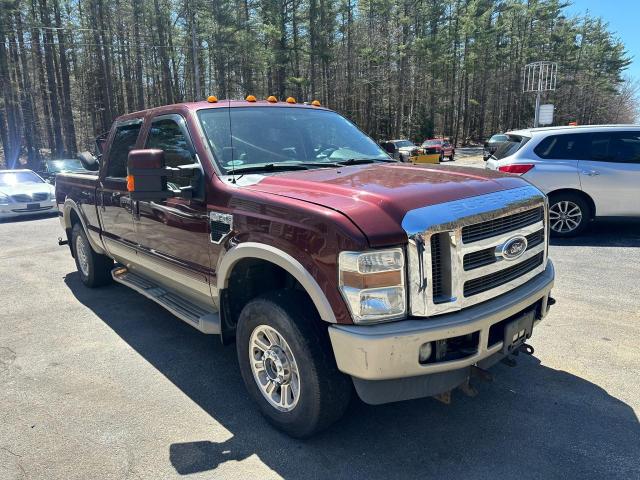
[483,133,509,160]
[422,138,455,161]
[486,125,640,236]
[57,98,554,437]
[379,139,420,162]
[0,169,56,219]
[42,158,90,183]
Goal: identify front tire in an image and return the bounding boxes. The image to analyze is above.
[548,193,591,237]
[72,223,113,287]
[236,290,351,438]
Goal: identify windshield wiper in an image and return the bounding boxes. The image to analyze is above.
[338,158,397,166]
[229,163,310,174]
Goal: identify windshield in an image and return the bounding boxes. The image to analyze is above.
[395,140,414,148]
[0,171,44,186]
[422,140,442,146]
[197,107,390,173]
[493,135,530,160]
[46,159,86,173]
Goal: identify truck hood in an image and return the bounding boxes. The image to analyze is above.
[239,163,531,246]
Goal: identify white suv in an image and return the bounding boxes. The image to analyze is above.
[486,125,640,236]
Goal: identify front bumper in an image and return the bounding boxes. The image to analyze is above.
[329,261,554,388]
[0,198,56,218]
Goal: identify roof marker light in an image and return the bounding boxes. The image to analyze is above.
[286,97,296,104]
[311,100,321,106]
[267,96,277,103]
[207,95,218,103]
[246,95,257,102]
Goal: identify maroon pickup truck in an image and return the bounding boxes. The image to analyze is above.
[56,98,555,437]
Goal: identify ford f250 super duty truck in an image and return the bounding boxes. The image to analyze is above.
[56,97,555,438]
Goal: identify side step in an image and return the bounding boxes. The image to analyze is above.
[112,267,220,334]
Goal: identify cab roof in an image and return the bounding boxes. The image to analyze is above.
[116,100,329,123]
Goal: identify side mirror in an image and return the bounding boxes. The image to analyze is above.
[127,149,204,202]
[78,151,99,171]
[127,149,170,201]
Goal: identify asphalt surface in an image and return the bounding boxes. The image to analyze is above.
[1,210,639,479]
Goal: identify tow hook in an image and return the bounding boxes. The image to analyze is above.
[519,343,535,355]
[58,237,69,246]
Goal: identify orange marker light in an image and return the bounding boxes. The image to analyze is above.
[207,95,218,103]
[267,95,277,103]
[311,100,321,106]
[286,97,296,104]
[127,175,135,192]
[246,95,257,102]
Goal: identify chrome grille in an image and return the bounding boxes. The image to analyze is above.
[463,229,544,271]
[464,252,544,297]
[403,186,548,317]
[11,192,49,202]
[461,207,543,243]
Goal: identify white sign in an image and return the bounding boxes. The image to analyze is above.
[539,104,554,125]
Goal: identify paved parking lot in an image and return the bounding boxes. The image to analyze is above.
[1,213,639,480]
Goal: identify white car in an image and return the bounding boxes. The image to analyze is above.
[486,125,640,236]
[0,169,57,219]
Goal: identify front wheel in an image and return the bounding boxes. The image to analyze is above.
[236,290,351,438]
[548,194,591,237]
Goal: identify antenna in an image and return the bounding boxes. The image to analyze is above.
[227,98,236,184]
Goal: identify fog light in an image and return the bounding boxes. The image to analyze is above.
[419,342,432,363]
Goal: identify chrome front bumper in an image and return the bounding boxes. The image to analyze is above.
[329,260,554,382]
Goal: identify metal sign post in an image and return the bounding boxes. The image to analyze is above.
[523,61,558,127]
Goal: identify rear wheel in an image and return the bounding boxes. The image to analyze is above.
[439,152,445,163]
[236,290,351,438]
[72,223,113,287]
[548,193,591,237]
[449,153,455,161]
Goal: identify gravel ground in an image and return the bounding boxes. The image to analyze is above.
[1,208,639,479]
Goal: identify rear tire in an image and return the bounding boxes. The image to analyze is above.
[236,290,351,438]
[439,152,445,163]
[72,222,113,287]
[449,153,455,161]
[548,193,591,237]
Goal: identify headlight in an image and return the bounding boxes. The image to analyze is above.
[338,248,406,324]
[0,193,10,205]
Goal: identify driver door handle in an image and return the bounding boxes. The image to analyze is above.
[582,170,600,176]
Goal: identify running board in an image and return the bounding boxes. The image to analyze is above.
[111,267,220,334]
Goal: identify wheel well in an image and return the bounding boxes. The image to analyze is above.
[220,258,314,344]
[547,188,596,219]
[65,208,82,256]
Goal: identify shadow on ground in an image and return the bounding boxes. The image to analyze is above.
[64,273,640,479]
[0,211,58,224]
[551,218,640,248]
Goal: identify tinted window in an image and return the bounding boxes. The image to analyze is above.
[146,118,195,187]
[494,135,530,160]
[533,133,588,160]
[489,134,508,142]
[608,132,640,163]
[107,123,142,178]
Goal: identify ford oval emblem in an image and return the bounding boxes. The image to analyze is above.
[500,235,528,261]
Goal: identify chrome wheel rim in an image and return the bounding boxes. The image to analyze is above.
[249,325,300,412]
[549,201,582,233]
[75,235,90,277]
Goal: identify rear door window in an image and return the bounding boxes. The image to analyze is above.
[533,133,589,160]
[605,132,640,164]
[106,122,142,178]
[493,135,530,160]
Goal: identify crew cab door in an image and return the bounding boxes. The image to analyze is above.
[98,120,142,263]
[133,114,212,304]
[578,131,640,216]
